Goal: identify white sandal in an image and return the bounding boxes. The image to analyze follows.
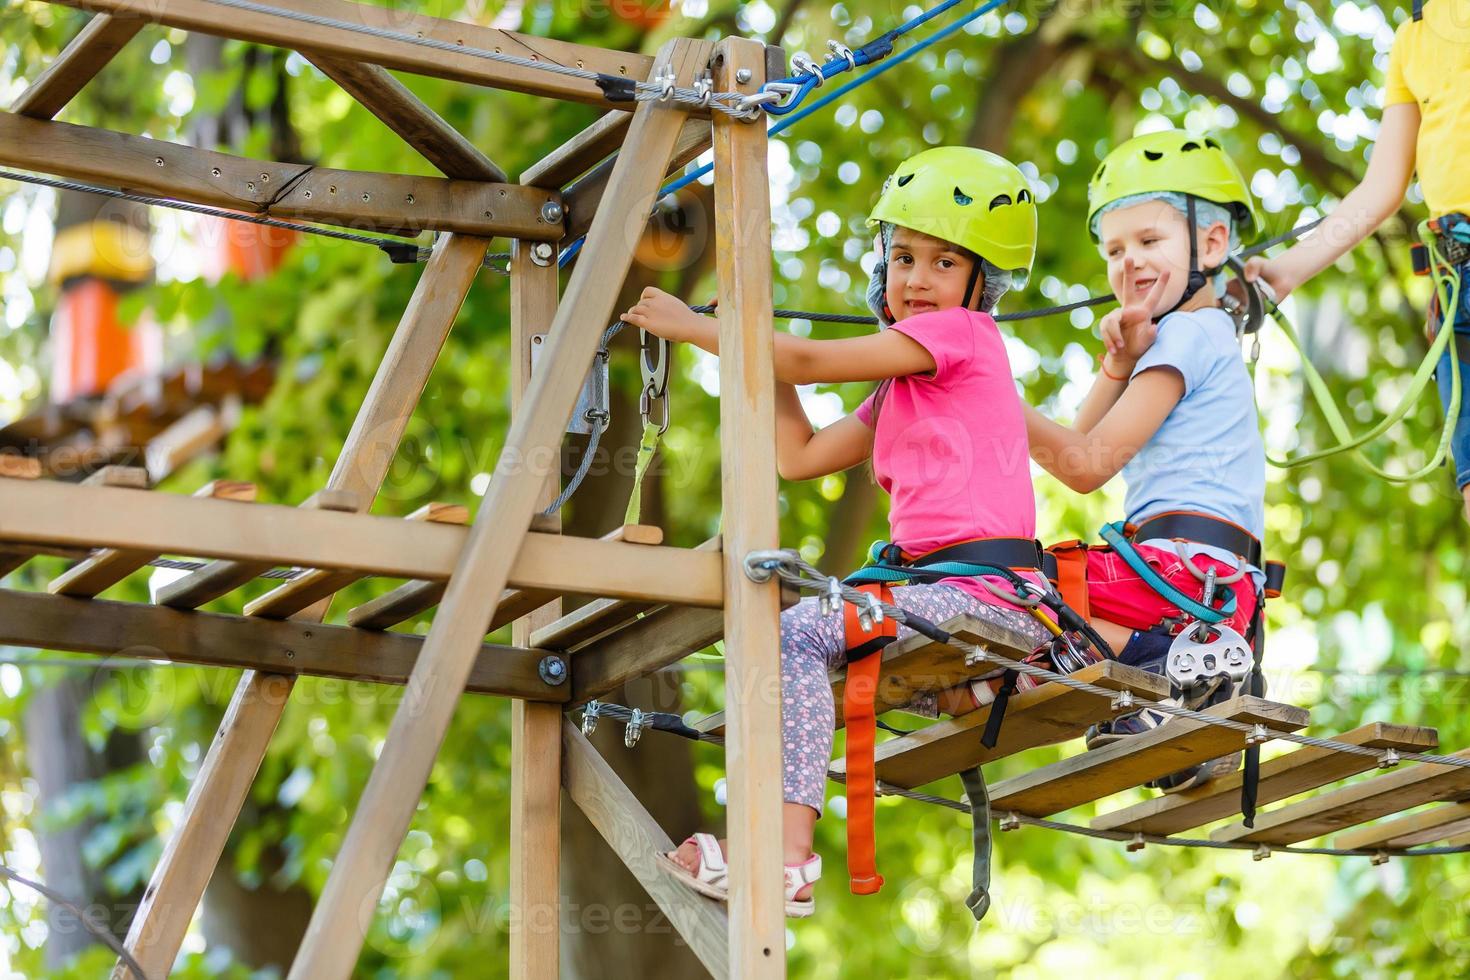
[656,833,823,918]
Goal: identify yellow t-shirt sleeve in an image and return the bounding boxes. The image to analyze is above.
[1383,23,1415,106]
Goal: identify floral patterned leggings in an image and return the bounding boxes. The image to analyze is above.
[779,583,1048,815]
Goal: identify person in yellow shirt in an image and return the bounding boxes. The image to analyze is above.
[1247,0,1470,522]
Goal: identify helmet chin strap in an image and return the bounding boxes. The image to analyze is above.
[1152,195,1220,323]
[962,259,985,312]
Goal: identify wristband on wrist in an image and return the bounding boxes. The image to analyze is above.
[1098,352,1129,382]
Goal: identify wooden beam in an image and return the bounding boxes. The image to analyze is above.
[0,456,45,578]
[0,479,727,609]
[0,587,563,699]
[828,661,1172,789]
[508,236,562,980]
[1091,722,1440,836]
[520,110,631,188]
[711,37,784,978]
[1334,801,1470,851]
[58,0,656,109]
[51,477,249,599]
[11,14,142,119]
[1210,748,1470,846]
[564,117,710,241]
[305,55,506,181]
[114,233,491,980]
[346,523,661,632]
[0,112,561,240]
[286,39,709,980]
[561,719,729,977]
[570,605,726,706]
[243,502,468,618]
[988,697,1311,818]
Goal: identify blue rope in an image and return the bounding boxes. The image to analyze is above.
[560,0,1011,268]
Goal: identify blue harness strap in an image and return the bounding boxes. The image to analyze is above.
[1097,522,1237,624]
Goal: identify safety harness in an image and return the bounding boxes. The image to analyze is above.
[1047,511,1285,825]
[837,536,1107,918]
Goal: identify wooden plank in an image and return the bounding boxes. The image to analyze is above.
[570,605,726,706]
[306,55,506,181]
[508,236,561,980]
[520,110,631,188]
[286,39,709,980]
[1092,722,1440,836]
[143,402,233,484]
[243,501,467,618]
[11,14,142,119]
[112,670,285,980]
[0,478,726,608]
[988,697,1311,818]
[561,719,729,977]
[59,0,655,109]
[829,661,1172,789]
[0,587,562,700]
[0,112,560,241]
[346,524,664,631]
[1211,748,1470,846]
[51,478,247,598]
[564,116,711,241]
[114,234,490,980]
[1334,802,1470,851]
[711,38,783,978]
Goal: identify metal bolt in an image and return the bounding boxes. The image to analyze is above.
[362,193,370,202]
[247,182,255,192]
[540,200,565,224]
[260,173,269,182]
[285,650,295,660]
[211,167,221,177]
[538,656,567,686]
[155,157,165,167]
[530,242,555,266]
[405,194,415,205]
[736,68,753,83]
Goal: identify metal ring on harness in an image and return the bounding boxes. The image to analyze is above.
[1170,540,1251,586]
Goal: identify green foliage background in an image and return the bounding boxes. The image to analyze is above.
[0,0,1467,976]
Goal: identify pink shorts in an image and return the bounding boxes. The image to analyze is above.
[1085,543,1258,635]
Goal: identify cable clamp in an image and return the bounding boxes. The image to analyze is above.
[827,40,857,72]
[790,53,825,86]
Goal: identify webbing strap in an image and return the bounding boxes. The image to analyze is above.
[1098,523,1236,623]
[843,583,895,895]
[622,420,661,525]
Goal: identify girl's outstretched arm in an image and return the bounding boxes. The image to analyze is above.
[774,384,875,481]
[1024,369,1183,493]
[620,287,935,385]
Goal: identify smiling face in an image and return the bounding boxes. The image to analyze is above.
[884,227,981,321]
[1097,198,1230,316]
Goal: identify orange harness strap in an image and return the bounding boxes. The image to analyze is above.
[1044,540,1092,622]
[842,582,897,896]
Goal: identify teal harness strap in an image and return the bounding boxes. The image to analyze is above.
[1097,522,1236,624]
[843,540,1020,588]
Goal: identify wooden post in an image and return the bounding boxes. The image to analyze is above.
[711,37,786,979]
[508,237,563,978]
[285,38,709,980]
[112,234,489,980]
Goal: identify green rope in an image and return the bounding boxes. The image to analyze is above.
[1269,220,1462,483]
[623,421,662,525]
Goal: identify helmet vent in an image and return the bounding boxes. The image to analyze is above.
[1017,188,1032,203]
[896,173,915,187]
[1181,141,1201,152]
[1205,137,1221,149]
[1143,149,1164,161]
[954,188,974,206]
[987,193,1010,210]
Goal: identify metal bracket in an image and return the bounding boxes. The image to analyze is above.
[531,333,609,435]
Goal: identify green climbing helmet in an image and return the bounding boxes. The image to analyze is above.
[1086,129,1260,241]
[867,146,1038,277]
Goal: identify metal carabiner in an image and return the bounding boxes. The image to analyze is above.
[639,383,670,435]
[639,330,670,401]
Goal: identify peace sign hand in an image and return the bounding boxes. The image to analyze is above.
[1099,258,1172,375]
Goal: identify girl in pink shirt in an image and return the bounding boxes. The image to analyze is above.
[621,147,1047,917]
